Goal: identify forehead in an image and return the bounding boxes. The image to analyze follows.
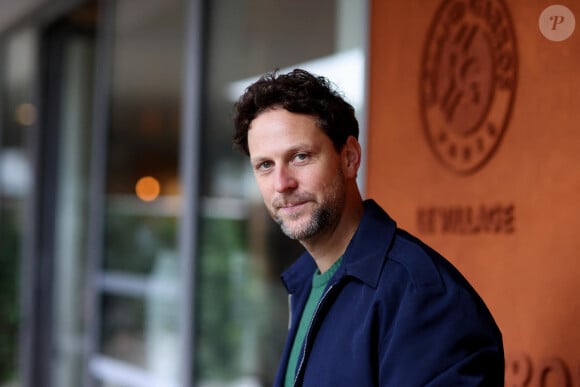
[247,109,330,156]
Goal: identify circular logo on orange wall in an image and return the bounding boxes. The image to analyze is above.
[420,0,517,175]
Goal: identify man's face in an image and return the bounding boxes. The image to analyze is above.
[247,108,346,241]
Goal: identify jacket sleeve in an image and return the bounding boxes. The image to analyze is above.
[378,279,505,386]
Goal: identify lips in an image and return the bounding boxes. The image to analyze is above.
[279,201,306,209]
[272,199,311,220]
[273,195,310,209]
[277,201,307,215]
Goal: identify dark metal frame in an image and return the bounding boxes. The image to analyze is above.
[178,0,205,384]
[83,0,111,386]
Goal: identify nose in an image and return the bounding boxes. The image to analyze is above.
[274,165,297,193]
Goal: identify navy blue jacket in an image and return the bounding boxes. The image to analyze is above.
[275,200,504,386]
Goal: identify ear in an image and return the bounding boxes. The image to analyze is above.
[342,136,362,179]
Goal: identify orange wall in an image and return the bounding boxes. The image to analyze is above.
[367,0,579,385]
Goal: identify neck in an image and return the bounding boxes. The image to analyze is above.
[301,194,364,273]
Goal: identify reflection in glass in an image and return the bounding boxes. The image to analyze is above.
[104,209,178,274]
[100,294,147,366]
[95,0,185,385]
[195,217,251,380]
[0,29,37,387]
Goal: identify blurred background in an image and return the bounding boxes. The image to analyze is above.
[2,0,579,387]
[0,0,366,386]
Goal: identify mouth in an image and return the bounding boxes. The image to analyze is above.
[278,201,306,211]
[274,200,310,216]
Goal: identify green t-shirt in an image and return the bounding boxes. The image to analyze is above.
[284,256,344,387]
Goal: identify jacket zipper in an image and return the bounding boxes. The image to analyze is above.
[292,282,338,387]
[288,294,293,330]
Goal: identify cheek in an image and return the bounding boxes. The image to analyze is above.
[302,168,335,192]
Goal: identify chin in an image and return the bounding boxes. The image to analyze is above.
[280,222,305,239]
[282,221,320,241]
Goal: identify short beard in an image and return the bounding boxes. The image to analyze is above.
[275,168,345,241]
[278,204,335,241]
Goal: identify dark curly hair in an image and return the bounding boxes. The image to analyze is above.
[233,68,359,156]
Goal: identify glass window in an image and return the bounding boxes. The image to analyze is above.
[0,29,36,387]
[196,0,367,385]
[92,1,186,386]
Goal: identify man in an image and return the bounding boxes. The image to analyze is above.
[233,69,504,386]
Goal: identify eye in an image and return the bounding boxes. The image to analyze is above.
[256,160,273,171]
[293,152,309,164]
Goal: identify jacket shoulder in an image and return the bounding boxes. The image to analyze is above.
[386,229,450,292]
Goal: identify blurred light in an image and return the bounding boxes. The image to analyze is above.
[135,176,160,202]
[0,148,31,196]
[15,102,37,126]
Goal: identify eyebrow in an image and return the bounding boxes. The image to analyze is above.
[250,156,268,166]
[250,143,318,163]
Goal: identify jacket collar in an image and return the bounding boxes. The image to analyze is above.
[281,199,397,292]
